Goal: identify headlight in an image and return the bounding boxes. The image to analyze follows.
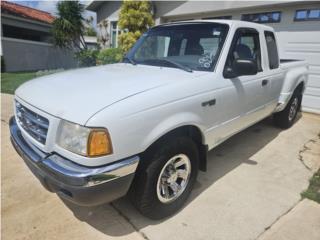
[57,120,113,157]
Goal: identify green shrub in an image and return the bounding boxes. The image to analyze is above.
[97,48,123,65]
[118,0,154,53]
[75,49,99,67]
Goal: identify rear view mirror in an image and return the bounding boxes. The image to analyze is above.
[224,59,258,78]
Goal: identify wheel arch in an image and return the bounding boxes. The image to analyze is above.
[276,72,307,112]
[142,124,208,172]
[295,81,305,94]
[294,81,305,110]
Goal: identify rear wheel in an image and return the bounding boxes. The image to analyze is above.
[274,90,302,129]
[129,137,199,219]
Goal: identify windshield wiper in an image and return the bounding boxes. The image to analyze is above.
[123,56,136,65]
[159,59,193,73]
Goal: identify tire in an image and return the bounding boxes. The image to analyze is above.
[274,89,302,129]
[129,137,199,220]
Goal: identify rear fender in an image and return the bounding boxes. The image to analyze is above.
[275,66,308,112]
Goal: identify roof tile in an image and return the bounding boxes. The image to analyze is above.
[1,1,55,24]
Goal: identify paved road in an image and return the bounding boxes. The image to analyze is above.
[2,93,320,240]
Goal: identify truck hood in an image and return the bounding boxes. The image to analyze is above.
[16,63,207,125]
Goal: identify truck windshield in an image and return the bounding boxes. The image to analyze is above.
[127,23,229,72]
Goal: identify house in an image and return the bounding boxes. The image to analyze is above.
[84,36,98,49]
[1,1,77,72]
[87,0,320,114]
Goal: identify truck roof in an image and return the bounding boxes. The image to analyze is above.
[158,20,275,32]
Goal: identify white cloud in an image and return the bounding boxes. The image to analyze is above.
[34,0,93,16]
[37,0,96,27]
[36,0,59,15]
[10,0,97,28]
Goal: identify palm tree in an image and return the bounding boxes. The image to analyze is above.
[52,1,87,51]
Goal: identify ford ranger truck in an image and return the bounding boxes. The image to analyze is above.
[10,20,308,219]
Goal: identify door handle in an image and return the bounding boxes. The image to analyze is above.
[202,99,216,107]
[262,79,269,86]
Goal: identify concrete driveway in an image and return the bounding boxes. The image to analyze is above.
[2,93,320,240]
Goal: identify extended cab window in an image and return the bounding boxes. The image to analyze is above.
[225,28,262,73]
[264,31,279,69]
[128,23,229,72]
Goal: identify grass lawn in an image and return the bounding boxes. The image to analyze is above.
[301,169,320,204]
[1,72,37,94]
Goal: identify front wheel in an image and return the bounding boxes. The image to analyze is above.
[274,90,302,129]
[129,137,199,219]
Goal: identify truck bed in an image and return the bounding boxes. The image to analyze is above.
[280,59,308,70]
[280,59,303,63]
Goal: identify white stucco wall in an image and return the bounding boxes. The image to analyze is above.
[1,14,77,72]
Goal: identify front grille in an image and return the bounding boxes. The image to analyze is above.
[15,100,49,144]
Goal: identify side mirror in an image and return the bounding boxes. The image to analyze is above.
[224,59,258,78]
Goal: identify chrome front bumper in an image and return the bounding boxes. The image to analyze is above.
[9,116,139,205]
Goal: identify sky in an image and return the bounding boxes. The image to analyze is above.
[10,0,97,27]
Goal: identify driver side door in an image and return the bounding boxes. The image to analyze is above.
[227,28,270,129]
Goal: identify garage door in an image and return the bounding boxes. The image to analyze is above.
[277,31,320,114]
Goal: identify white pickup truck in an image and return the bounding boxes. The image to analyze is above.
[10,20,308,219]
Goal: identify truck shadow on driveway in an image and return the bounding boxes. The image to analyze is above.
[61,115,301,237]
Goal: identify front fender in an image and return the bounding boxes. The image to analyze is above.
[141,111,206,151]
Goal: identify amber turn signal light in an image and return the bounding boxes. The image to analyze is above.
[87,130,113,157]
